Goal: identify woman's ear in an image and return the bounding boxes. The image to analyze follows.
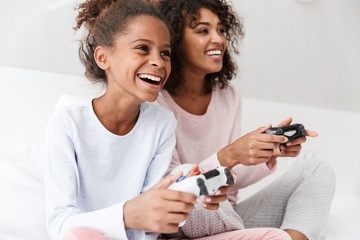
[94,46,110,70]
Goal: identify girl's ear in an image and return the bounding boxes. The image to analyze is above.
[94,46,110,70]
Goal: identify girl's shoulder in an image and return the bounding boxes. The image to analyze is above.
[48,97,92,129]
[140,102,176,125]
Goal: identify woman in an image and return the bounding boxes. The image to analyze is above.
[156,0,336,239]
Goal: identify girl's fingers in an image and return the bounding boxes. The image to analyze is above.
[187,164,200,177]
[153,172,183,189]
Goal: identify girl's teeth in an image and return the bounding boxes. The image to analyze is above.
[139,74,161,82]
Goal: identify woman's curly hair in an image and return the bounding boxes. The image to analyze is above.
[157,0,245,95]
[74,0,169,85]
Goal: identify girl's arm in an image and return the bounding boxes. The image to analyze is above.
[141,115,177,192]
[45,113,129,240]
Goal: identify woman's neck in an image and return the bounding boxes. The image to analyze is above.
[178,67,207,97]
[171,68,212,115]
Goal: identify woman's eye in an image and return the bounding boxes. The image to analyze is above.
[161,50,171,57]
[197,29,208,34]
[218,28,225,34]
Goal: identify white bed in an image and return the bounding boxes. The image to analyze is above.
[0,65,359,239]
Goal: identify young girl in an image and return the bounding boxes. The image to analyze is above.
[156,0,335,239]
[44,0,198,239]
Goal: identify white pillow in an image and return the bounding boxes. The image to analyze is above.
[318,197,360,240]
[0,141,49,240]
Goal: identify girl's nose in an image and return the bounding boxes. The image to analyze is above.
[149,55,164,68]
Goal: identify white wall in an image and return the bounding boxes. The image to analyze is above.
[239,98,360,201]
[0,0,83,76]
[232,0,360,112]
[1,0,359,113]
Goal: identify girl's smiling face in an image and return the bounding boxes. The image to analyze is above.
[181,8,227,76]
[97,15,171,103]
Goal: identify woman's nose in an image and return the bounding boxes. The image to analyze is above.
[211,31,225,44]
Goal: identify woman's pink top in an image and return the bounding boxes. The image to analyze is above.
[156,84,276,204]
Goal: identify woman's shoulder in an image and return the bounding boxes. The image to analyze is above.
[155,89,172,108]
[214,83,242,104]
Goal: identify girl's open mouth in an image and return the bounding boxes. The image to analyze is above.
[138,74,162,85]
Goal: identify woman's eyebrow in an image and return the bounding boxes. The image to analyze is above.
[195,22,223,27]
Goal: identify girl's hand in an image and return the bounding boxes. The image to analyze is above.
[272,117,318,158]
[123,172,197,233]
[218,125,288,168]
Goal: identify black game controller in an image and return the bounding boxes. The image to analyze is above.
[263,123,307,142]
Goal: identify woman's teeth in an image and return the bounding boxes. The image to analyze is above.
[206,50,221,56]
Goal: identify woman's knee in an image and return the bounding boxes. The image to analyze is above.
[59,227,111,240]
[318,160,336,185]
[302,157,336,186]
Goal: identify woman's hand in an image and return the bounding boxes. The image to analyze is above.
[218,125,288,168]
[186,165,237,210]
[123,172,197,233]
[201,181,234,210]
[272,117,318,159]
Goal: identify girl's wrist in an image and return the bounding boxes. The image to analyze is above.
[123,199,137,230]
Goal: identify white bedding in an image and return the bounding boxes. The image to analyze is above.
[0,141,49,240]
[0,66,359,239]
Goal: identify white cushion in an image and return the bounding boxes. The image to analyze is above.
[318,197,360,240]
[0,141,50,240]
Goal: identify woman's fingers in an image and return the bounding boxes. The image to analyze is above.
[305,129,318,137]
[275,117,293,127]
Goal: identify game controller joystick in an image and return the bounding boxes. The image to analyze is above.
[263,123,307,142]
[168,166,234,197]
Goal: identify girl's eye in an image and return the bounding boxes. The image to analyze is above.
[218,28,225,34]
[136,45,149,52]
[161,50,171,57]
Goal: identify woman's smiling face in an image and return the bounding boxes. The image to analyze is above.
[181,8,227,76]
[100,15,171,103]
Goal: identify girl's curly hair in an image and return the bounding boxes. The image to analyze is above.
[157,0,245,95]
[74,0,169,85]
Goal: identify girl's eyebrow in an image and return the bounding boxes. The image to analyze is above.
[130,39,171,48]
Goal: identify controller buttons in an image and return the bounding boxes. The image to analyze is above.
[191,170,201,176]
[203,169,220,179]
[284,130,296,137]
[276,128,284,135]
[176,176,186,182]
